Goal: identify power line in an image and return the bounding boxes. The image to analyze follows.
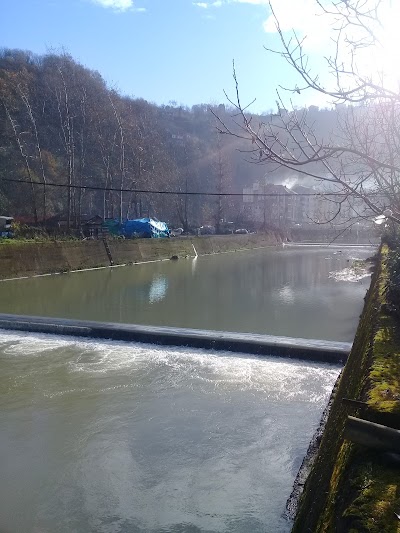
[1,177,380,198]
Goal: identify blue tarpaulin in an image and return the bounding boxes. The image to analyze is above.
[122,218,170,238]
[103,218,170,238]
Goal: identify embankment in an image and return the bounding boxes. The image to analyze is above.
[292,245,400,533]
[0,232,282,280]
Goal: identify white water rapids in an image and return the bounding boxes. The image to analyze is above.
[0,331,340,533]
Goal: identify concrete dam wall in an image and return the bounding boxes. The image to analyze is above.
[0,313,351,364]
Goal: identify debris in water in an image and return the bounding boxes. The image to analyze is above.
[329,259,371,282]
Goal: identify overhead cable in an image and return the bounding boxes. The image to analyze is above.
[2,177,381,198]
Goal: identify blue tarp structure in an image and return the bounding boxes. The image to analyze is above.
[122,218,170,238]
[103,218,170,238]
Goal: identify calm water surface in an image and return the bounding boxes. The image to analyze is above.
[0,244,374,341]
[0,331,340,533]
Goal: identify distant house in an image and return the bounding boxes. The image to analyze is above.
[80,215,104,238]
[44,214,104,237]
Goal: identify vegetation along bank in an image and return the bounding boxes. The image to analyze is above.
[0,231,283,280]
[293,244,400,532]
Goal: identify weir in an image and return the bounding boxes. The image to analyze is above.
[0,313,350,363]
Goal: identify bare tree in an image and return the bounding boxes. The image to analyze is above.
[14,80,48,223]
[214,0,400,232]
[109,94,126,223]
[0,70,39,224]
[1,99,39,224]
[213,131,233,233]
[51,61,76,231]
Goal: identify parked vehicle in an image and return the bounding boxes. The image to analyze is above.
[171,227,184,237]
[0,216,14,238]
[219,221,234,234]
[199,225,215,235]
[234,228,248,235]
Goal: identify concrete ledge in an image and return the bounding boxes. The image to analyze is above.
[0,313,350,363]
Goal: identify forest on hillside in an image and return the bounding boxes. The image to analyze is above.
[0,48,340,231]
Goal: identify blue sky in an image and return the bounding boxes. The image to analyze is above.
[2,0,333,113]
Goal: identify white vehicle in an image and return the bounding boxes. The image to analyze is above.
[171,227,184,236]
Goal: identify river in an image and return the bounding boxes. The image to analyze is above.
[0,244,374,341]
[0,244,373,532]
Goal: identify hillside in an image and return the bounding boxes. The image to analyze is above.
[0,48,341,231]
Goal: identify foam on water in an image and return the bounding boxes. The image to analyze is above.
[0,330,340,402]
[328,253,372,282]
[329,266,371,282]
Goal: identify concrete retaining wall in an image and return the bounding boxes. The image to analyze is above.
[0,240,110,279]
[109,233,283,265]
[292,245,400,532]
[0,232,282,280]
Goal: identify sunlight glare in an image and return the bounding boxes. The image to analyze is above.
[354,2,400,86]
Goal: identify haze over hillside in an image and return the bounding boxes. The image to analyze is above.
[0,49,342,229]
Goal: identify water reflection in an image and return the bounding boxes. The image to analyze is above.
[277,285,295,304]
[0,245,374,341]
[191,256,198,275]
[149,276,168,304]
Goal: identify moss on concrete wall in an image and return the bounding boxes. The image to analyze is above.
[293,245,400,533]
[0,231,282,280]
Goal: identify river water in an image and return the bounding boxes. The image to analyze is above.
[0,244,374,341]
[0,245,373,532]
[0,332,341,533]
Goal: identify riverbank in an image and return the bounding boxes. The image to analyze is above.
[0,232,282,280]
[292,244,400,532]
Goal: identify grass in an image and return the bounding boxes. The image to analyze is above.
[367,249,400,414]
[0,236,81,245]
[0,238,42,245]
[341,453,400,533]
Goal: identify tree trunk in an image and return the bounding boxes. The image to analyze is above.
[3,101,38,224]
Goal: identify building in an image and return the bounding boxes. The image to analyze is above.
[243,178,372,229]
[243,181,309,228]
